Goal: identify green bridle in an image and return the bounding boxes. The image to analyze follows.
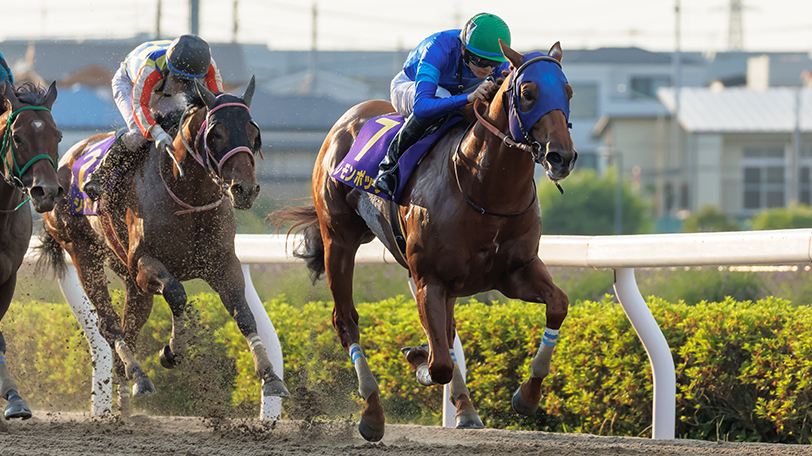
[0,105,57,210]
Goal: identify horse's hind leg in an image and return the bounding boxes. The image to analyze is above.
[402,293,483,429]
[206,255,289,398]
[70,250,156,398]
[325,235,385,442]
[0,276,31,420]
[499,257,569,416]
[116,279,154,414]
[0,331,31,421]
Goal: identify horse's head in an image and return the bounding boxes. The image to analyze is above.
[496,40,577,183]
[192,77,261,210]
[0,82,64,212]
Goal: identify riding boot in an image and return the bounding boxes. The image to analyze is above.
[81,135,130,201]
[373,114,427,196]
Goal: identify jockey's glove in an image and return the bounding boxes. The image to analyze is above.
[149,125,175,154]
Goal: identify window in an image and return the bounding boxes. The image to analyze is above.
[568,83,598,120]
[630,75,671,100]
[741,146,785,210]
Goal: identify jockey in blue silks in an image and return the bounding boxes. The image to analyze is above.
[0,51,13,86]
[373,13,512,196]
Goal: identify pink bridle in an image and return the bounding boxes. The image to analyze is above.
[190,98,256,175]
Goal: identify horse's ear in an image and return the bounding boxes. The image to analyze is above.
[549,42,563,63]
[242,75,256,108]
[195,79,216,109]
[43,81,58,109]
[2,81,18,109]
[499,39,523,70]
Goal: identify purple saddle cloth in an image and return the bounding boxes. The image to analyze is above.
[331,115,462,203]
[68,135,116,215]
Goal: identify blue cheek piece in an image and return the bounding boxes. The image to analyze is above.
[508,52,570,144]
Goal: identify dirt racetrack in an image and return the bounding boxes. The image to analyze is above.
[1,412,811,456]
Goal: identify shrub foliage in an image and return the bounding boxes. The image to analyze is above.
[4,294,812,443]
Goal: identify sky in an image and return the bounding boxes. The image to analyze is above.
[1,0,811,55]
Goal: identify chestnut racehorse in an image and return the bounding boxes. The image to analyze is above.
[272,41,576,440]
[38,79,289,414]
[0,81,63,422]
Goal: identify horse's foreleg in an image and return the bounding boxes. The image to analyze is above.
[118,280,154,414]
[207,257,289,398]
[0,275,31,420]
[414,279,454,385]
[325,237,384,442]
[134,255,188,371]
[499,257,569,416]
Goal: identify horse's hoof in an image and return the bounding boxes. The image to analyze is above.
[455,410,484,429]
[159,345,178,369]
[415,363,436,386]
[262,378,290,397]
[358,418,385,442]
[511,386,539,416]
[132,377,157,397]
[4,391,32,420]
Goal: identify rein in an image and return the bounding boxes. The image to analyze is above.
[452,121,538,217]
[0,105,56,210]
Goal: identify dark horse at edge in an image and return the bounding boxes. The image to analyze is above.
[0,81,63,425]
[38,78,289,414]
[272,41,577,441]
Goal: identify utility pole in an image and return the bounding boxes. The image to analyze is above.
[672,0,683,212]
[307,3,318,94]
[232,0,239,43]
[190,0,200,35]
[155,0,162,39]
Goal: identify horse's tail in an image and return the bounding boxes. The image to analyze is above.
[34,222,67,279]
[268,206,325,284]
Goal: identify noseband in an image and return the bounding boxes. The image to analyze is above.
[0,105,57,210]
[165,96,258,215]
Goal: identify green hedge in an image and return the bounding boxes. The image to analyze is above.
[3,294,812,443]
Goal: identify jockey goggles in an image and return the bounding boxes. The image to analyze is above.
[464,50,502,69]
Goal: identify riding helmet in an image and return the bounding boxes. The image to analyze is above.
[166,34,211,79]
[460,13,511,62]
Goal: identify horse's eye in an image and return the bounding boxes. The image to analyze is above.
[12,134,21,144]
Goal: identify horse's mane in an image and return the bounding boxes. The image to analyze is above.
[11,82,48,106]
[154,91,207,137]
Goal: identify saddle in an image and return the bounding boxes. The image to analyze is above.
[331,114,463,204]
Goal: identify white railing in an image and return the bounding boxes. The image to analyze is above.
[28,229,812,439]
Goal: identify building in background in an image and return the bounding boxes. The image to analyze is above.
[3,39,810,227]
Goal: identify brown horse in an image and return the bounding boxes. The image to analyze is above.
[0,81,63,422]
[38,78,289,414]
[272,41,576,441]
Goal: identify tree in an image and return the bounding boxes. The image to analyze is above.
[537,168,653,235]
[681,205,741,232]
[747,202,812,230]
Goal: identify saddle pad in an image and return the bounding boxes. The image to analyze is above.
[68,135,116,215]
[331,114,462,204]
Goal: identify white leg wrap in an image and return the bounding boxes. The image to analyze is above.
[0,353,18,397]
[530,328,559,379]
[247,334,273,374]
[349,343,380,400]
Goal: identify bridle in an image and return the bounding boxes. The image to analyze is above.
[161,96,258,215]
[468,54,571,196]
[0,105,57,211]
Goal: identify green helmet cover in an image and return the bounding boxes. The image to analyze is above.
[460,13,511,62]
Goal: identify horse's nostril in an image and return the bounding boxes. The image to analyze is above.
[547,152,563,167]
[29,187,45,201]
